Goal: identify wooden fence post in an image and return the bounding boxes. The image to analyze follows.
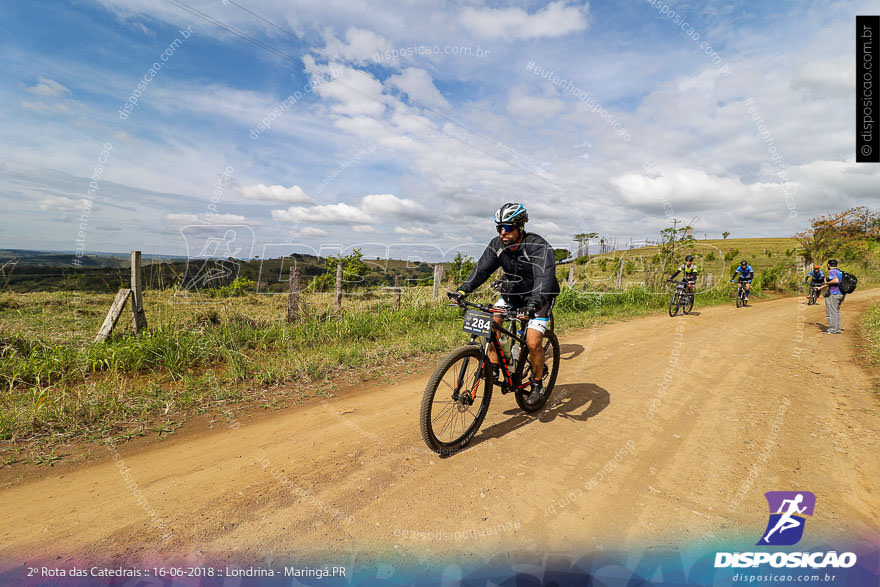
[95,289,132,343]
[616,258,624,290]
[432,264,445,300]
[335,261,343,311]
[130,250,147,332]
[394,275,401,309]
[567,264,575,286]
[287,267,299,323]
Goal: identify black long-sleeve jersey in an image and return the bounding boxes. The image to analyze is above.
[459,232,560,308]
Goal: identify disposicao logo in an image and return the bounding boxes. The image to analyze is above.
[758,491,815,546]
[714,491,858,569]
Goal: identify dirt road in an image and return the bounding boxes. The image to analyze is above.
[3,290,880,566]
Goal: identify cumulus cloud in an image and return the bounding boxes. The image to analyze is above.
[271,193,430,227]
[323,28,395,66]
[272,202,378,224]
[387,68,450,110]
[240,183,314,204]
[296,226,329,237]
[460,1,588,40]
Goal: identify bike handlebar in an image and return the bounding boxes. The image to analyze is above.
[447,296,525,321]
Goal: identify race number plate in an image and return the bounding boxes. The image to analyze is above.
[462,310,493,337]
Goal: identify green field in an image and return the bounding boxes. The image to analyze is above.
[2,235,877,463]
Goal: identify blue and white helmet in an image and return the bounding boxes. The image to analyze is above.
[493,202,528,227]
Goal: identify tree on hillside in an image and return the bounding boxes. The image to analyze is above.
[794,206,880,264]
[309,248,368,292]
[448,252,476,282]
[574,232,598,259]
[554,249,570,263]
[722,231,730,239]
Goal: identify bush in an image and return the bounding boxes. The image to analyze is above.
[724,248,740,262]
[705,251,716,262]
[206,277,254,298]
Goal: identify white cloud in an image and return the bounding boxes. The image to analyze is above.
[460,1,588,40]
[240,183,314,204]
[27,77,71,97]
[394,226,431,236]
[305,57,387,118]
[166,213,247,224]
[297,226,329,237]
[20,101,71,115]
[507,88,565,121]
[362,194,430,221]
[323,28,395,66]
[37,194,80,212]
[387,68,450,110]
[272,202,378,224]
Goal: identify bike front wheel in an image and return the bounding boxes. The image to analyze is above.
[516,330,561,413]
[736,289,743,308]
[420,345,493,455]
[669,292,681,317]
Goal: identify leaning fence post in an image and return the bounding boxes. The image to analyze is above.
[394,275,401,309]
[130,250,147,332]
[567,265,575,286]
[335,261,343,311]
[95,288,132,343]
[287,267,299,323]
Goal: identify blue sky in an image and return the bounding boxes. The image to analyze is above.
[0,0,876,259]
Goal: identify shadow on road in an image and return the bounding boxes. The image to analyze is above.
[559,343,584,360]
[459,382,611,453]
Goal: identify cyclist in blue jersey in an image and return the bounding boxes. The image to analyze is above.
[731,259,754,304]
[805,264,824,303]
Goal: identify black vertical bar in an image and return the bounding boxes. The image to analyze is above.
[856,15,880,162]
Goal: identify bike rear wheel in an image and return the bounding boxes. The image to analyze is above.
[420,345,492,455]
[684,291,694,313]
[515,330,560,413]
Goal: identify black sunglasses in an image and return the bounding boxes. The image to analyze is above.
[496,223,517,234]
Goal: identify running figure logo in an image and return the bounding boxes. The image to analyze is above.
[758,491,816,546]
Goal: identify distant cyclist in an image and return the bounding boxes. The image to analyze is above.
[805,264,824,302]
[668,255,700,303]
[731,259,754,304]
[449,202,560,402]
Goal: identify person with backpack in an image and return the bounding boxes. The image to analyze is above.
[818,259,845,334]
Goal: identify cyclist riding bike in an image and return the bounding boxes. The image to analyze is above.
[805,264,824,302]
[668,255,700,300]
[731,259,754,303]
[449,202,560,403]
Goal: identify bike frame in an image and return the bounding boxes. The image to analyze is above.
[455,300,533,397]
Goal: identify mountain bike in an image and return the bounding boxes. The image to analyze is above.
[420,297,560,455]
[733,280,749,308]
[667,279,693,317]
[807,284,821,305]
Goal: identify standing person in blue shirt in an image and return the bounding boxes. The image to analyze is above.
[818,259,844,334]
[804,264,824,304]
[731,260,754,305]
